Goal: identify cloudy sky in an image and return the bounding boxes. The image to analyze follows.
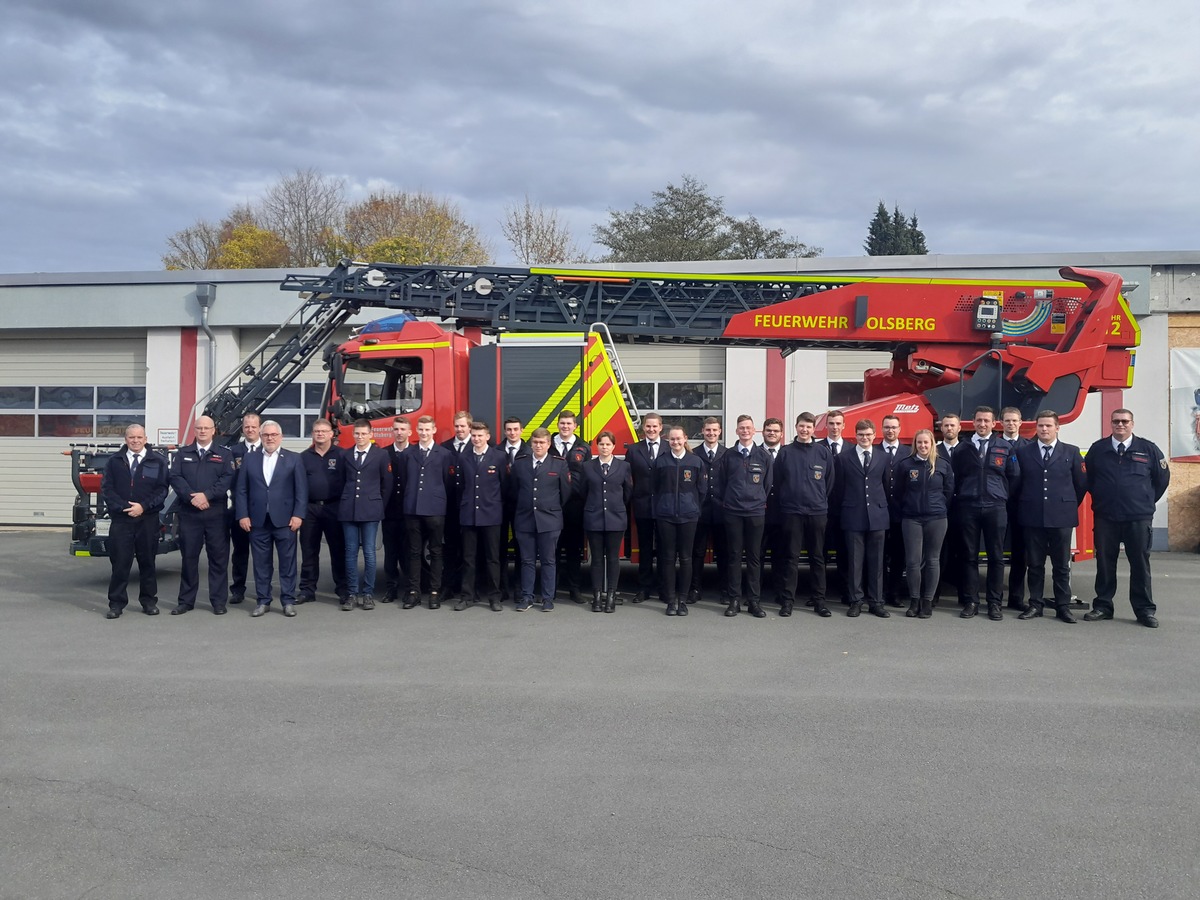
[3,0,1197,273]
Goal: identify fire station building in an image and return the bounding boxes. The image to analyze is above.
[2,252,1197,550]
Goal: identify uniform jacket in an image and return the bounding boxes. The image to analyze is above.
[1084,435,1170,522]
[549,436,590,511]
[833,447,891,532]
[579,457,632,532]
[624,439,663,519]
[951,436,1021,508]
[694,444,726,523]
[441,437,469,514]
[1015,441,1087,529]
[652,451,707,524]
[234,448,308,527]
[877,442,913,520]
[772,439,834,516]
[510,454,572,533]
[338,444,393,523]
[169,442,234,510]
[497,439,530,469]
[300,445,346,504]
[228,440,262,494]
[761,444,785,524]
[716,443,774,517]
[458,445,508,527]
[400,443,456,517]
[101,445,170,521]
[384,444,407,519]
[895,454,955,521]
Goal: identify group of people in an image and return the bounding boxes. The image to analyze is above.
[99,404,1169,626]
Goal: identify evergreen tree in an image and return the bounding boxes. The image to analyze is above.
[864,201,928,255]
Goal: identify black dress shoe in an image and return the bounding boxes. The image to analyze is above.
[402,593,420,609]
[687,589,701,605]
[1055,608,1077,623]
[143,606,160,616]
[1007,600,1029,612]
[1083,609,1113,621]
[724,605,738,617]
[847,602,862,617]
[213,608,228,615]
[870,605,891,619]
[677,602,689,616]
[295,594,315,605]
[1018,606,1043,620]
[885,599,907,609]
[489,599,503,612]
[229,597,244,605]
[105,608,122,619]
[171,606,190,615]
[633,591,649,604]
[428,592,441,610]
[251,604,269,617]
[960,603,978,619]
[453,598,472,611]
[778,604,792,617]
[1137,614,1159,628]
[987,603,1003,621]
[815,605,832,618]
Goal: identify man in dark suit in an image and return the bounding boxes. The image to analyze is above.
[999,406,1033,610]
[401,415,456,609]
[936,412,966,600]
[457,420,508,611]
[689,416,727,604]
[381,416,410,602]
[338,419,393,611]
[759,417,787,604]
[1014,410,1087,623]
[834,419,892,618]
[510,427,572,611]
[226,413,261,605]
[951,406,1021,621]
[820,410,850,604]
[497,416,528,600]
[169,415,234,615]
[100,424,170,619]
[625,413,662,603]
[549,410,590,602]
[878,414,912,608]
[439,410,473,600]
[234,419,308,617]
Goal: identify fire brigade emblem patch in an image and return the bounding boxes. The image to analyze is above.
[752,473,761,484]
[328,458,338,469]
[683,470,693,482]
[909,469,920,480]
[992,455,1005,467]
[814,470,823,480]
[1160,458,1168,469]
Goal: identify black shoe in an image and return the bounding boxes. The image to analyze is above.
[804,598,815,607]
[960,603,978,619]
[143,606,160,616]
[724,602,738,617]
[847,602,862,618]
[1056,608,1077,624]
[570,589,583,604]
[429,592,441,610]
[251,605,269,617]
[665,602,678,616]
[1083,609,1113,621]
[1006,600,1029,612]
[402,593,420,609]
[453,598,472,611]
[885,599,907,609]
[360,595,375,610]
[1018,606,1044,620]
[489,599,503,612]
[213,608,227,615]
[633,590,649,604]
[170,606,190,616]
[687,589,701,605]
[869,605,891,618]
[296,593,316,605]
[987,603,1003,621]
[340,596,355,611]
[229,596,244,605]
[814,605,832,618]
[381,590,397,603]
[779,603,792,617]
[748,603,766,619]
[1137,614,1159,628]
[677,602,689,616]
[283,605,297,617]
[105,608,122,619]
[604,594,616,614]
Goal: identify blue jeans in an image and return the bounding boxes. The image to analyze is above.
[343,521,380,596]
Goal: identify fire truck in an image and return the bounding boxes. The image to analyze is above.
[68,261,1138,557]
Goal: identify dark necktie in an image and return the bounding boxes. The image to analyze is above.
[831,442,840,454]
[534,459,541,473]
[979,439,988,458]
[198,447,206,461]
[707,448,715,462]
[1043,445,1052,464]
[862,451,871,469]
[424,447,431,460]
[130,453,142,484]
[1117,444,1126,458]
[769,448,776,459]
[508,446,516,463]
[740,446,749,458]
[356,450,364,466]
[886,446,894,458]
[602,462,610,476]
[649,442,657,460]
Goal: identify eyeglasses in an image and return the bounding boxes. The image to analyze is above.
[1111,419,1132,425]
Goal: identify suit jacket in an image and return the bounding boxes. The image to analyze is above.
[510,454,572,533]
[876,442,913,520]
[338,445,393,522]
[695,444,726,523]
[459,445,508,527]
[384,444,407,519]
[101,446,170,521]
[400,443,456,516]
[1015,441,1087,529]
[579,457,632,531]
[234,448,308,527]
[624,439,663,519]
[833,447,891,532]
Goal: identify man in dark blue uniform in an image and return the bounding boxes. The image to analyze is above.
[338,419,393,610]
[999,406,1033,611]
[100,424,170,618]
[1014,411,1087,623]
[951,406,1021,621]
[401,415,456,609]
[878,414,912,608]
[549,410,590,603]
[759,417,787,604]
[773,412,837,617]
[169,415,234,614]
[689,416,727,604]
[717,415,773,617]
[820,411,850,604]
[381,416,411,602]
[299,418,349,606]
[511,428,572,611]
[625,413,662,603]
[456,420,508,611]
[439,410,472,601]
[497,416,528,601]
[226,413,261,604]
[1083,408,1170,627]
[834,419,891,618]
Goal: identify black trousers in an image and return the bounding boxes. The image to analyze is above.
[634,515,657,593]
[406,515,445,595]
[556,504,585,593]
[177,506,229,610]
[461,524,502,601]
[1092,516,1155,616]
[657,519,697,604]
[844,529,885,607]
[588,530,623,595]
[779,513,827,607]
[1024,525,1073,609]
[690,514,727,595]
[227,509,250,600]
[724,515,765,603]
[107,514,159,610]
[760,519,788,598]
[299,501,348,600]
[824,513,850,602]
[957,505,1008,605]
[883,519,906,600]
[901,517,947,603]
[381,516,407,598]
[938,506,963,598]
[441,507,462,595]
[499,504,520,597]
[1006,514,1027,604]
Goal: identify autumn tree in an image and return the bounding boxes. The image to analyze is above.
[592,175,820,263]
[256,168,346,267]
[343,190,490,265]
[864,201,929,255]
[501,195,585,265]
[212,223,289,269]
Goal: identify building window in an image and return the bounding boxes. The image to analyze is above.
[628,381,724,442]
[828,382,864,408]
[262,381,330,437]
[0,386,145,438]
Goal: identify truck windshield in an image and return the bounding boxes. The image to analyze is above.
[338,356,423,421]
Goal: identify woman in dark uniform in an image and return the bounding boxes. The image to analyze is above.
[653,425,707,617]
[579,431,633,613]
[895,429,954,619]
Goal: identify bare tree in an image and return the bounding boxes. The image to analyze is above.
[501,195,585,265]
[257,168,347,266]
[162,220,223,269]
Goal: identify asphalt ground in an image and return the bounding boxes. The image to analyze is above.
[2,528,1198,900]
